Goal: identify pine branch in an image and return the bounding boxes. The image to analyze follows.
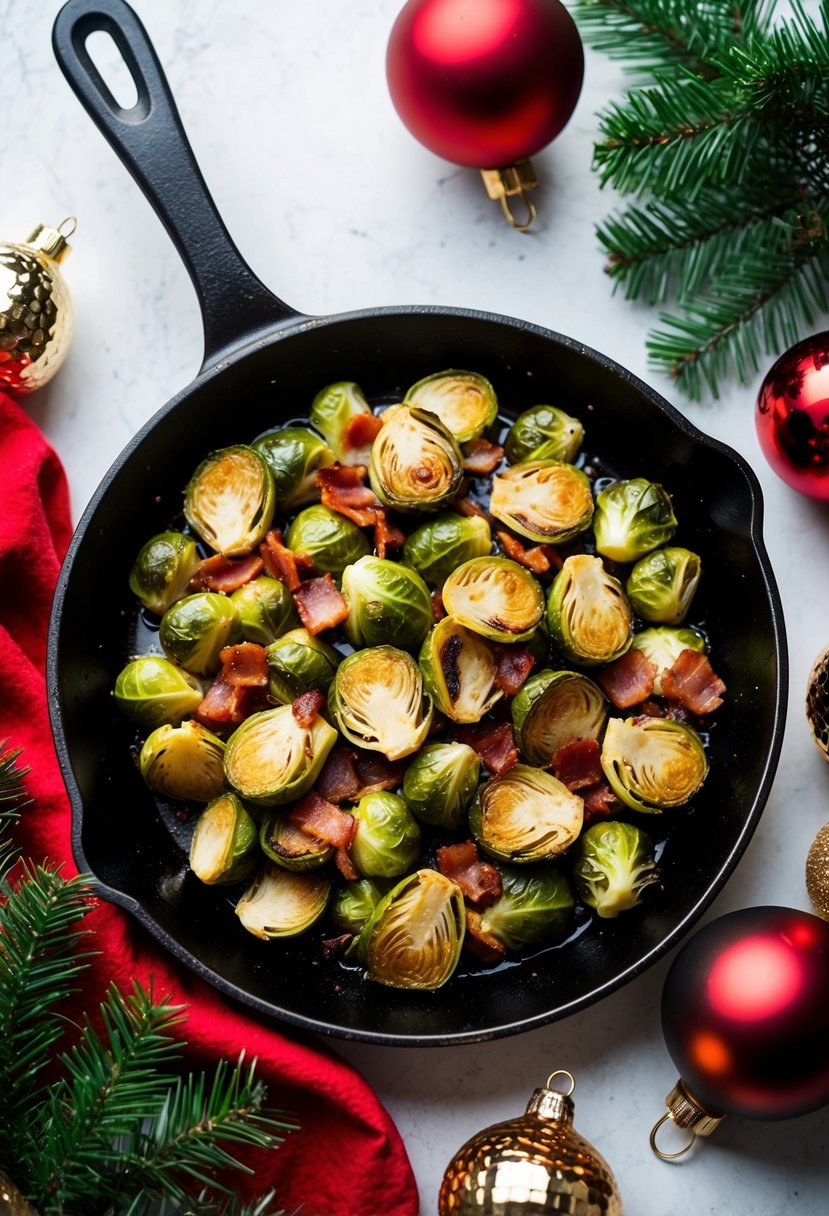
[0,740,30,880]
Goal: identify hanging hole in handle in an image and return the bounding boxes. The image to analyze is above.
[84,28,140,110]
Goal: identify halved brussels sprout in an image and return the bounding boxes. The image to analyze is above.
[402,512,492,587]
[547,554,633,666]
[511,669,607,767]
[357,869,466,990]
[626,546,702,625]
[259,810,334,872]
[504,404,584,465]
[572,821,661,918]
[140,721,226,803]
[403,369,498,444]
[630,626,706,695]
[369,404,463,512]
[479,863,574,951]
[285,505,370,578]
[265,628,340,704]
[159,592,242,677]
[113,655,203,728]
[442,557,544,643]
[129,531,200,616]
[251,426,334,512]
[223,705,337,806]
[489,460,594,544]
[189,792,259,885]
[235,864,331,940]
[330,877,394,936]
[419,617,503,723]
[402,742,481,831]
[328,646,433,761]
[601,715,708,813]
[341,555,433,653]
[470,764,584,864]
[310,381,375,464]
[592,478,677,563]
[231,576,298,646]
[348,791,421,879]
[184,445,275,556]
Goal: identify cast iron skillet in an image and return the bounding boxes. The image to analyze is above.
[48,0,787,1045]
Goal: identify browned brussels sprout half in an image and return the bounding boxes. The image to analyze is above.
[442,556,544,644]
[235,864,331,940]
[184,445,275,556]
[490,461,593,544]
[189,792,259,885]
[369,404,463,512]
[601,716,708,813]
[328,646,433,760]
[140,721,226,803]
[259,811,334,872]
[470,764,584,864]
[358,869,466,990]
[403,369,498,444]
[547,554,632,666]
[419,617,503,723]
[511,669,607,767]
[223,705,337,806]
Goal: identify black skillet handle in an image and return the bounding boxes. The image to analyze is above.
[52,0,304,371]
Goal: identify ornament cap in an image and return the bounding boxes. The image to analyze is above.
[480,160,537,232]
[525,1069,576,1124]
[25,217,76,263]
[650,1078,725,1160]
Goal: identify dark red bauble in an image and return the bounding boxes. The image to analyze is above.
[755,333,829,499]
[386,0,584,168]
[662,907,829,1121]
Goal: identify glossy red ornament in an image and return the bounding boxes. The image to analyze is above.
[386,0,584,169]
[755,333,829,499]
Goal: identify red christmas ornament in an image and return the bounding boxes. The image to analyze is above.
[651,907,829,1159]
[755,332,829,499]
[386,0,584,229]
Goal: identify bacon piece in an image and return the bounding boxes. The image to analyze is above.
[316,745,405,805]
[318,462,380,527]
[292,688,326,727]
[453,495,493,524]
[374,508,406,558]
[335,848,360,881]
[353,750,407,793]
[661,650,726,715]
[553,738,603,791]
[456,721,519,775]
[495,528,562,575]
[343,411,384,455]
[464,908,507,963]
[581,780,621,824]
[493,645,535,696]
[288,790,357,850]
[596,649,657,710]
[437,841,502,906]
[219,642,268,687]
[189,552,263,592]
[259,529,316,591]
[322,933,354,961]
[462,437,504,476]
[292,574,349,635]
[196,676,265,730]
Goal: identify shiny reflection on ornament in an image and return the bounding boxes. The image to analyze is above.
[690,1030,732,1075]
[490,1159,559,1205]
[707,935,801,1021]
[417,0,518,63]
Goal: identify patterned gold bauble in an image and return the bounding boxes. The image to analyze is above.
[806,645,829,760]
[806,822,829,921]
[438,1070,622,1215]
[0,219,75,394]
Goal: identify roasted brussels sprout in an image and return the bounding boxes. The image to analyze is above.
[113,655,203,728]
[235,864,331,939]
[419,617,503,723]
[402,741,480,831]
[504,404,584,465]
[330,877,393,936]
[259,810,334,872]
[310,381,374,464]
[129,531,200,616]
[265,628,340,704]
[490,460,594,544]
[357,869,465,990]
[140,721,226,803]
[601,715,708,813]
[223,705,337,806]
[184,445,275,556]
[442,556,544,644]
[592,478,677,563]
[511,669,607,767]
[402,511,492,587]
[251,426,334,511]
[547,554,633,666]
[189,792,259,885]
[231,576,297,646]
[626,546,702,625]
[479,864,574,951]
[285,504,370,578]
[631,626,706,695]
[341,555,432,652]
[572,821,661,918]
[470,764,584,864]
[328,646,433,760]
[348,791,421,878]
[403,369,498,444]
[159,592,242,677]
[369,404,463,512]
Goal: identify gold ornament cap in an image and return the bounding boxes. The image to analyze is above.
[26,217,76,263]
[480,159,538,232]
[649,1078,725,1160]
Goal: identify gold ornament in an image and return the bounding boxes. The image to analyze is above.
[0,219,75,395]
[806,822,829,921]
[806,645,829,761]
[438,1069,622,1215]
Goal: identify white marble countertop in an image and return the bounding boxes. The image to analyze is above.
[5,1,829,1211]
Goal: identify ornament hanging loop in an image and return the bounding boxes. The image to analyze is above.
[546,1069,576,1096]
[480,160,538,232]
[649,1110,696,1161]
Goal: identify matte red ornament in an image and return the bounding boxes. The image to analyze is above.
[755,332,829,499]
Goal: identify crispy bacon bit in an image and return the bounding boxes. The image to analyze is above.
[464,908,507,963]
[493,645,535,696]
[316,745,406,805]
[661,650,726,715]
[291,574,349,635]
[454,495,493,524]
[437,841,502,906]
[553,738,603,791]
[318,462,380,527]
[581,780,621,824]
[431,587,446,622]
[335,847,360,881]
[456,721,519,775]
[260,529,316,591]
[322,933,354,961]
[189,552,263,592]
[288,790,357,850]
[462,437,504,475]
[596,649,657,710]
[374,508,406,558]
[292,688,326,727]
[196,676,266,730]
[219,642,269,687]
[495,528,563,575]
[343,411,384,454]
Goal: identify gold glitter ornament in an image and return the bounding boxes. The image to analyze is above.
[806,822,829,921]
[806,645,829,761]
[0,219,76,395]
[438,1070,622,1215]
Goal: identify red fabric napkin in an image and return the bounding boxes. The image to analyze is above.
[0,391,419,1216]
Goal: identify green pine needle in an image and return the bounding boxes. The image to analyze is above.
[0,740,31,880]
